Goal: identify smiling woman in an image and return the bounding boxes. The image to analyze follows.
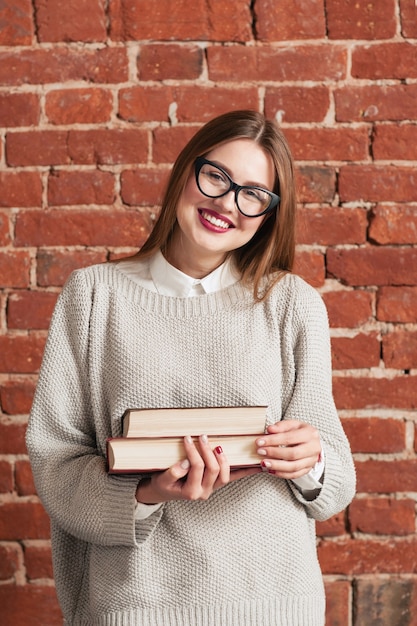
[168,138,275,277]
[26,110,355,626]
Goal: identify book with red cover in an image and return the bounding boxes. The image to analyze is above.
[107,433,262,473]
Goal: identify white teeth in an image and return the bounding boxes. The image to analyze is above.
[201,211,230,229]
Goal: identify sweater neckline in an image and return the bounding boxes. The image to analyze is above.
[91,262,255,318]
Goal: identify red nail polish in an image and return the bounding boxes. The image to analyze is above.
[215,446,223,454]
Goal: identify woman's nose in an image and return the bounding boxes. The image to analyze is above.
[213,189,237,213]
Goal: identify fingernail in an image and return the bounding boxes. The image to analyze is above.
[185,435,193,444]
[257,448,267,456]
[181,459,190,469]
[261,460,272,468]
[215,446,223,454]
[257,439,265,446]
[201,434,208,444]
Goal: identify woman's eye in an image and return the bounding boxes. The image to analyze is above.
[243,188,263,202]
[207,170,226,183]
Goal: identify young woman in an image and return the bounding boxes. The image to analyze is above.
[26,110,356,626]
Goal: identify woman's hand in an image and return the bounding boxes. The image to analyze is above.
[136,435,260,505]
[256,420,322,479]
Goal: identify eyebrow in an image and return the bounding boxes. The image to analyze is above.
[207,159,273,191]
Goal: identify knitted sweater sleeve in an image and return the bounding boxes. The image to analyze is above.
[282,278,356,521]
[26,270,162,548]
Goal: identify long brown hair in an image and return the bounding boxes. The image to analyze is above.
[136,110,296,301]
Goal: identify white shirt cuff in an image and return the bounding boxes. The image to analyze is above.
[135,502,163,520]
[291,443,325,492]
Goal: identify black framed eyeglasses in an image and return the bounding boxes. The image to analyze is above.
[194,156,280,218]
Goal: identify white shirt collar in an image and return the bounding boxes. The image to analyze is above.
[149,250,239,297]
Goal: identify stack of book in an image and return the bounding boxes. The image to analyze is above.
[106,406,267,473]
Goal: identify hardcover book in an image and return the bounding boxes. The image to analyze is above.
[122,405,267,438]
[107,434,262,473]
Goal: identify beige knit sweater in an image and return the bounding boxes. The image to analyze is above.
[26,262,356,626]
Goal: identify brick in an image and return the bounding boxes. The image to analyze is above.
[152,126,199,164]
[0,0,33,45]
[335,84,417,122]
[45,88,113,125]
[316,512,347,537]
[326,0,396,40]
[109,0,252,42]
[293,250,325,288]
[349,498,415,535]
[0,545,20,580]
[0,502,50,540]
[0,250,31,288]
[324,580,351,626]
[0,422,28,454]
[0,379,36,415]
[370,205,417,244]
[373,125,417,161]
[356,460,417,493]
[0,93,40,127]
[0,460,13,493]
[0,211,11,246]
[353,578,417,626]
[331,333,380,370]
[322,290,373,328]
[297,207,367,246]
[382,330,417,369]
[138,44,203,80]
[36,249,107,287]
[255,0,325,41]
[265,86,330,123]
[207,45,347,82]
[48,170,115,206]
[7,291,58,330]
[295,166,336,204]
[340,165,417,203]
[25,544,54,580]
[318,537,417,575]
[119,86,174,122]
[352,43,417,80]
[121,168,170,207]
[6,130,70,166]
[0,48,128,86]
[67,129,148,165]
[400,0,417,37]
[327,247,417,286]
[15,209,152,248]
[377,286,417,323]
[333,376,417,410]
[342,417,405,454]
[0,335,46,374]
[0,172,42,207]
[173,86,259,123]
[35,0,107,42]
[15,460,36,496]
[0,585,62,626]
[285,127,369,161]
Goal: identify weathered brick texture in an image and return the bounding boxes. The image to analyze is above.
[1,1,416,624]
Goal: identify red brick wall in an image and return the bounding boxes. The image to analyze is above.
[1,1,417,624]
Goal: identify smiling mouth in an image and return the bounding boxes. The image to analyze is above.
[199,210,234,230]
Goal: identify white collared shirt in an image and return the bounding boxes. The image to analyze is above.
[118,250,240,297]
[117,252,324,517]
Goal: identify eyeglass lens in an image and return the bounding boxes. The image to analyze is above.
[197,161,273,216]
